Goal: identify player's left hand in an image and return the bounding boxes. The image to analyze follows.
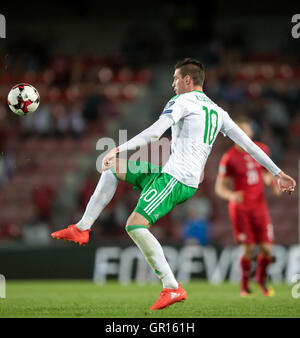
[275,171,296,195]
[102,147,119,171]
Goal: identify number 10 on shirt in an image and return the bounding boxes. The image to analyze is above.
[203,106,218,145]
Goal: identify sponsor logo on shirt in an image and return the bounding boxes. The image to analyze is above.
[164,100,175,109]
[162,109,173,115]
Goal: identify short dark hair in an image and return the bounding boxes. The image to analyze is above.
[175,58,205,86]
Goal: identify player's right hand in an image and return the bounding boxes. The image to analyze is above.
[275,171,296,195]
[230,191,243,203]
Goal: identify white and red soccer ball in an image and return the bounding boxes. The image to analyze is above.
[7,83,40,116]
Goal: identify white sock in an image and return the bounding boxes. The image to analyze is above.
[76,170,118,231]
[126,225,178,289]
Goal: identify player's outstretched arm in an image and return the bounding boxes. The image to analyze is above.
[225,124,296,194]
[102,115,173,171]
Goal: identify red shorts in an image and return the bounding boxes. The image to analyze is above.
[228,203,273,244]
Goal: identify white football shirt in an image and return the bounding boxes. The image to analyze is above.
[117,90,281,186]
[161,90,236,188]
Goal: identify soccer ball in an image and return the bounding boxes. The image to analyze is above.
[7,83,40,116]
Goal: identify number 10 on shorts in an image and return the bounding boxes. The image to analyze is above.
[0,274,6,299]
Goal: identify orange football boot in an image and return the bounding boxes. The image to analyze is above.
[51,224,90,245]
[257,283,275,297]
[150,283,187,310]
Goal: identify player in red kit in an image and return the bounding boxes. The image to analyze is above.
[215,116,281,297]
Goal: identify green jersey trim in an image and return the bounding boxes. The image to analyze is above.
[171,90,204,100]
[126,225,148,232]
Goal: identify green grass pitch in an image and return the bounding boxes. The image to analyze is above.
[0,280,299,318]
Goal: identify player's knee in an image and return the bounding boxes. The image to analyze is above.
[259,243,272,257]
[126,212,150,228]
[243,244,255,258]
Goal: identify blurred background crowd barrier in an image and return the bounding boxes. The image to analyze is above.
[0,1,298,262]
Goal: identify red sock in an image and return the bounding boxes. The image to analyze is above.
[240,256,252,291]
[255,254,272,285]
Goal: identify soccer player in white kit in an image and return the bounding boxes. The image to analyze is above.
[52,58,296,310]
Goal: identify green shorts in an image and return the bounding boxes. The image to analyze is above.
[124,160,197,225]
